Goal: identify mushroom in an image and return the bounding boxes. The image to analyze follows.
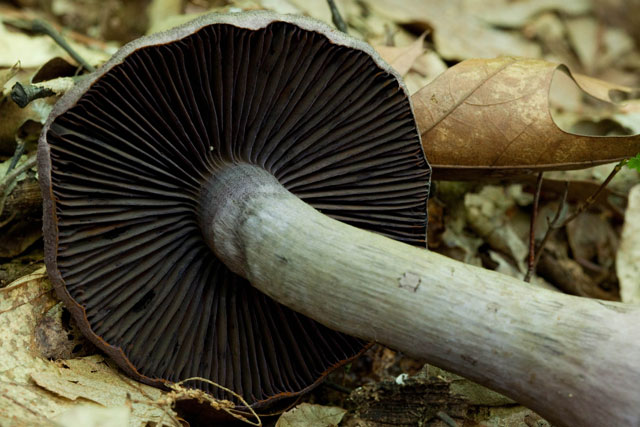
[38,11,428,410]
[38,11,640,427]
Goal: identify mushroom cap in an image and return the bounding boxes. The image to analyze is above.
[38,11,431,407]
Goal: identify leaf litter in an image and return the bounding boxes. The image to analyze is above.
[2,0,640,425]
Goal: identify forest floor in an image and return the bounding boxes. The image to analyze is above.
[1,0,640,425]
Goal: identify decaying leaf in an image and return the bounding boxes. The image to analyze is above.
[276,403,347,427]
[54,406,130,427]
[465,0,591,29]
[374,32,427,76]
[0,19,109,69]
[403,51,448,94]
[0,61,20,89]
[0,96,50,155]
[366,0,540,60]
[464,185,530,267]
[0,269,178,426]
[617,184,640,304]
[0,156,42,258]
[412,57,640,179]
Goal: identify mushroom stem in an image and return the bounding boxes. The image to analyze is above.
[201,163,640,427]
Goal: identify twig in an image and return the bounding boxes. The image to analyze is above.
[5,19,95,72]
[531,183,568,270]
[327,0,348,33]
[0,154,37,221]
[11,77,77,108]
[5,140,26,175]
[436,411,459,427]
[11,82,55,108]
[524,172,543,282]
[560,159,625,225]
[528,160,625,275]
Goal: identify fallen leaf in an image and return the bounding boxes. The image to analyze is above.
[593,0,640,46]
[565,17,599,74]
[565,17,635,75]
[276,403,347,427]
[365,0,540,60]
[537,238,617,299]
[544,162,640,196]
[0,61,20,89]
[0,96,50,155]
[411,57,640,179]
[617,184,640,304]
[54,406,130,427]
[465,0,591,29]
[0,269,177,426]
[464,185,530,268]
[571,73,637,104]
[524,13,579,72]
[403,50,448,94]
[0,20,109,69]
[374,32,427,76]
[566,212,618,285]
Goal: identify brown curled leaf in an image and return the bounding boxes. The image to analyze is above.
[412,57,640,180]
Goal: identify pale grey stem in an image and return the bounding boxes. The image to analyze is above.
[200,163,640,427]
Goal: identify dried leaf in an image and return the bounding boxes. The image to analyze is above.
[566,213,618,282]
[365,0,540,60]
[617,184,640,304]
[565,17,599,74]
[412,57,640,179]
[54,406,130,427]
[466,0,591,28]
[0,61,20,89]
[276,403,347,427]
[464,185,530,268]
[374,33,427,76]
[565,18,634,75]
[404,51,448,94]
[0,20,109,69]
[0,269,176,426]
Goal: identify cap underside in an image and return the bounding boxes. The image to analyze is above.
[43,20,430,406]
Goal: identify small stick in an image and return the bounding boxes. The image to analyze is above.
[11,82,54,108]
[0,155,37,220]
[532,183,568,269]
[529,159,625,274]
[524,172,544,282]
[5,141,26,175]
[559,159,625,226]
[31,19,95,72]
[11,77,77,108]
[6,19,95,72]
[327,0,348,33]
[436,411,459,427]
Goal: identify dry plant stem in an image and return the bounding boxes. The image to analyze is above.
[524,172,544,282]
[202,164,640,427]
[5,141,25,175]
[30,20,95,73]
[436,411,458,427]
[0,155,36,220]
[11,82,55,108]
[327,0,348,33]
[531,160,625,272]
